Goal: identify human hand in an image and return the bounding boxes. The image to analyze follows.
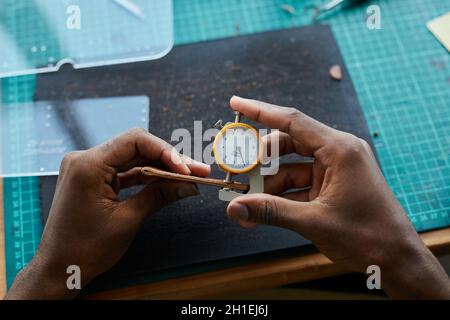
[227,97,450,299]
[6,128,210,299]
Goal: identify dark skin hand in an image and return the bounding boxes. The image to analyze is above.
[5,128,210,299]
[5,98,450,299]
[227,96,450,299]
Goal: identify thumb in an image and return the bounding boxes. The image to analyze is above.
[227,193,317,234]
[121,180,199,224]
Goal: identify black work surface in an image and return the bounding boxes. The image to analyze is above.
[39,25,373,291]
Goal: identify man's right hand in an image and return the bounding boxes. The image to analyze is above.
[227,96,450,299]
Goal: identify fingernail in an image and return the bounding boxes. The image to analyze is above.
[177,184,199,199]
[183,164,192,175]
[191,159,211,170]
[228,202,249,221]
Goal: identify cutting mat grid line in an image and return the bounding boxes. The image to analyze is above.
[2,0,450,287]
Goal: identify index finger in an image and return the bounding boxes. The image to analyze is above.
[230,96,333,156]
[92,128,191,175]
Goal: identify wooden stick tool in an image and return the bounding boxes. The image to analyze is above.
[141,167,250,192]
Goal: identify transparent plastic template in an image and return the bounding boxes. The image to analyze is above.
[0,95,150,177]
[0,0,173,78]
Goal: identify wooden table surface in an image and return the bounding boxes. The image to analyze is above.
[1,175,450,299]
[82,228,450,300]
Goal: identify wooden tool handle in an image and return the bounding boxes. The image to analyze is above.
[141,167,250,192]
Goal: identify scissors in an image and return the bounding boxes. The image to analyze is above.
[311,0,369,20]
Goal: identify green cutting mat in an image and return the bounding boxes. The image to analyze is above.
[2,0,450,288]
